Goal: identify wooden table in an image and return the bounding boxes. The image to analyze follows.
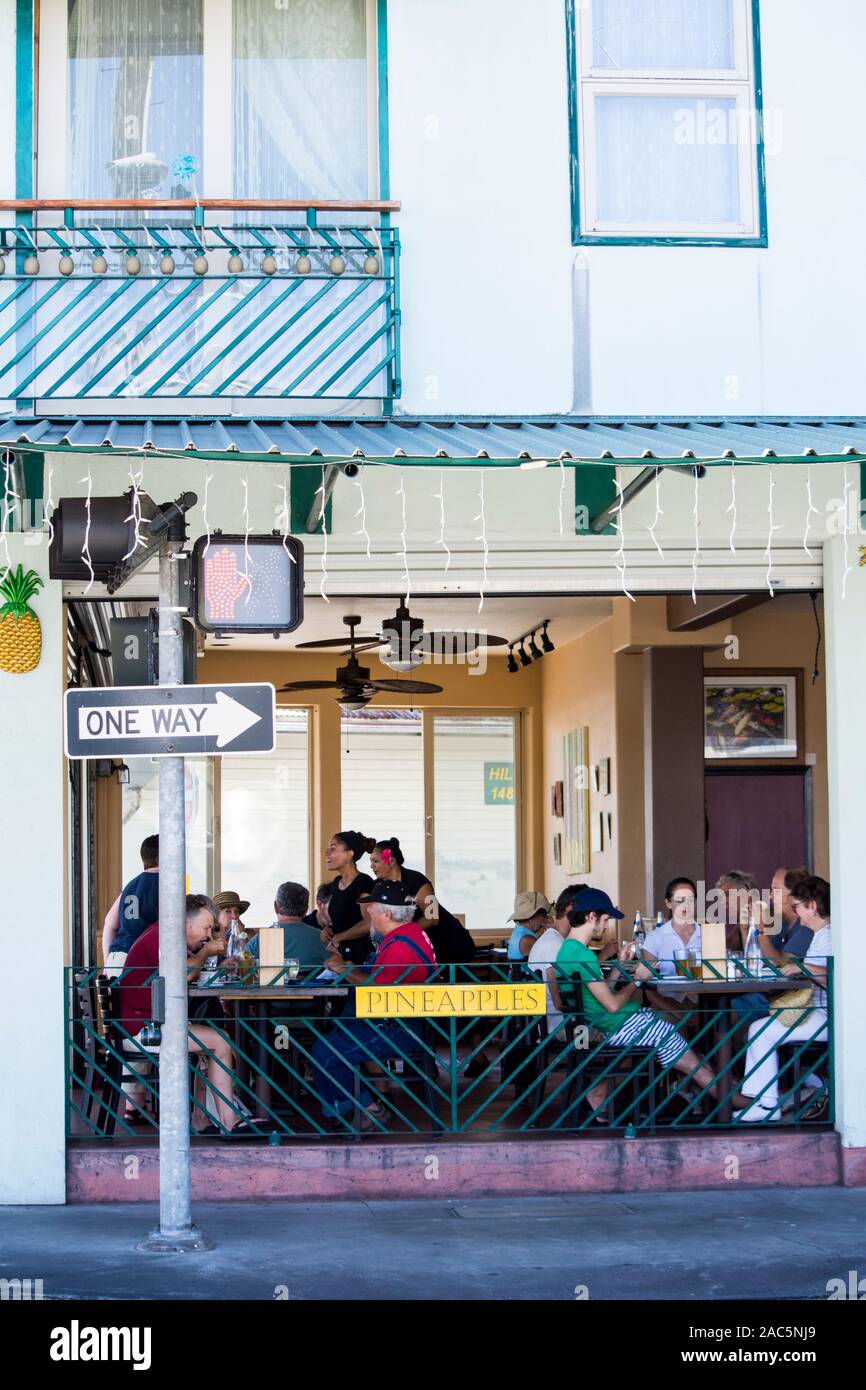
[634,973,809,1124]
[189,984,349,1113]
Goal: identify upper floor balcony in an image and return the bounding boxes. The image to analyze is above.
[0,199,400,412]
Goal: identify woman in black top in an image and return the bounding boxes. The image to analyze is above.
[369,838,476,964]
[323,830,376,965]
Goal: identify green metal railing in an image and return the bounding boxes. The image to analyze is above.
[65,959,833,1141]
[0,204,399,404]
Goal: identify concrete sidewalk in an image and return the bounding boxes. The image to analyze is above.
[2,1188,865,1300]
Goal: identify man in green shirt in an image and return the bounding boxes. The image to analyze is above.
[555,889,744,1117]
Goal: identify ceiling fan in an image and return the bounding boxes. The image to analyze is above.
[278,615,444,711]
[294,601,509,672]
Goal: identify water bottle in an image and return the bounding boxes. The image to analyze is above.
[656,911,664,929]
[632,911,646,958]
[745,917,762,975]
[225,923,242,979]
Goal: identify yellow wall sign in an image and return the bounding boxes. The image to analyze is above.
[355,983,546,1019]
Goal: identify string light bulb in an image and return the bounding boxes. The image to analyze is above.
[125,255,141,276]
[363,253,380,275]
[329,254,346,276]
[58,254,74,276]
[91,253,107,275]
[192,254,208,276]
[295,253,311,275]
[262,253,277,276]
[0,255,5,275]
[23,254,39,275]
[159,254,175,275]
[228,252,243,274]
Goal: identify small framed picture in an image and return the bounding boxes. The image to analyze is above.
[704,670,803,763]
[553,832,562,866]
[599,757,611,796]
[606,811,613,839]
[592,764,600,793]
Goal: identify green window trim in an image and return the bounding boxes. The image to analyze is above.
[566,0,768,248]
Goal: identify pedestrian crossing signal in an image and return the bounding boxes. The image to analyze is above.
[191,533,304,634]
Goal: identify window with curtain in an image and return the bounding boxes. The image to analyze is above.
[570,0,764,242]
[67,0,203,200]
[233,0,373,200]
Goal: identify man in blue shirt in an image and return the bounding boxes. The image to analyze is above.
[731,865,812,1021]
[102,834,159,975]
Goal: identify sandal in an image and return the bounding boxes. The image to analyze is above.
[226,1119,273,1137]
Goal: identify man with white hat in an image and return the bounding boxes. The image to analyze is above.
[506,890,552,961]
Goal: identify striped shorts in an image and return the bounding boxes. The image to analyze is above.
[606,1008,690,1068]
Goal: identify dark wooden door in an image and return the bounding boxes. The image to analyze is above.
[704,768,810,893]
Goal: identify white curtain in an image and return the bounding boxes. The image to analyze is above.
[595,94,740,224]
[233,0,370,200]
[67,0,203,200]
[592,0,735,71]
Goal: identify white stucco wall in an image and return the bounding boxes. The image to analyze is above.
[0,537,66,1202]
[822,536,866,1151]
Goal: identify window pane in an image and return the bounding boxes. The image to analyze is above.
[122,757,213,889]
[594,95,740,224]
[434,717,516,938]
[340,710,426,871]
[233,0,370,199]
[67,0,203,199]
[220,709,310,929]
[592,0,735,70]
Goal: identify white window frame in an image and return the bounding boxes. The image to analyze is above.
[38,0,380,201]
[572,0,764,243]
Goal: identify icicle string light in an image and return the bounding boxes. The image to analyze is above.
[318,480,330,603]
[648,466,664,558]
[474,469,489,613]
[202,470,213,555]
[0,449,14,579]
[841,464,854,600]
[122,462,145,560]
[727,463,737,554]
[690,466,701,603]
[44,457,55,547]
[435,469,451,573]
[765,467,780,596]
[803,465,821,560]
[277,477,296,563]
[352,470,372,560]
[80,470,95,593]
[396,467,411,602]
[612,472,635,602]
[558,458,565,537]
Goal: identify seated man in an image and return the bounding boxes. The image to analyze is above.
[507,891,552,961]
[117,893,256,1135]
[730,865,811,1022]
[556,888,744,1118]
[526,887,582,1035]
[735,876,831,1122]
[253,881,328,970]
[304,880,334,934]
[310,880,436,1130]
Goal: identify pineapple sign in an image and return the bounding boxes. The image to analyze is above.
[0,565,44,673]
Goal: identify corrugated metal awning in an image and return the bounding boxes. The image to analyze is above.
[1,415,866,464]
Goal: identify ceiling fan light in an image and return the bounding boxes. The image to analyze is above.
[338,695,371,714]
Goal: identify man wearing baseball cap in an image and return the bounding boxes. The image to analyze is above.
[506,891,552,961]
[555,888,745,1117]
[310,879,437,1130]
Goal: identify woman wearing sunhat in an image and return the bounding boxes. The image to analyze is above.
[507,891,552,961]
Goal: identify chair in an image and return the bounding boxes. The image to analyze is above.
[352,1021,443,1137]
[548,979,661,1131]
[778,1039,829,1115]
[71,970,110,1132]
[95,973,160,1136]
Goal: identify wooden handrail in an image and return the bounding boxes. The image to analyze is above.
[0,199,400,212]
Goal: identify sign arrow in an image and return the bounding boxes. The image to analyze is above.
[64,683,276,760]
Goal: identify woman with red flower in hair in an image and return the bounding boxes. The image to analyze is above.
[369,838,475,965]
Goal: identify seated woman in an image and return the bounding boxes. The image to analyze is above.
[369,838,475,964]
[734,875,831,1123]
[642,877,701,975]
[556,888,745,1118]
[506,891,551,961]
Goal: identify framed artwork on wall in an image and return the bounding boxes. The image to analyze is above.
[563,727,590,875]
[704,670,803,764]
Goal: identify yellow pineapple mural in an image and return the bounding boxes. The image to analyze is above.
[0,565,44,673]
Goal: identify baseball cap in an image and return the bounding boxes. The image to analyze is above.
[358,879,417,908]
[509,890,551,922]
[568,888,624,921]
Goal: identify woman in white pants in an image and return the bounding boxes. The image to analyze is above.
[735,877,831,1122]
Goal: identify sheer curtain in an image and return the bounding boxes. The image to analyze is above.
[67,0,203,200]
[233,0,370,200]
[595,94,740,224]
[591,0,735,71]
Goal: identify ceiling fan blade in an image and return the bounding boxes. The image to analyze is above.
[294,635,382,649]
[368,678,444,694]
[426,631,509,648]
[277,680,345,691]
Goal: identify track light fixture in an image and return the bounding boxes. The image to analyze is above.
[506,619,554,673]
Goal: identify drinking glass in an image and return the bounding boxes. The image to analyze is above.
[687,948,702,980]
[285,958,300,982]
[673,946,690,979]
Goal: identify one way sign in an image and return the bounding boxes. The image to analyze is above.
[64,683,276,759]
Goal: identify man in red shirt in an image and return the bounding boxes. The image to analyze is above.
[311,879,437,1129]
[118,893,253,1135]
